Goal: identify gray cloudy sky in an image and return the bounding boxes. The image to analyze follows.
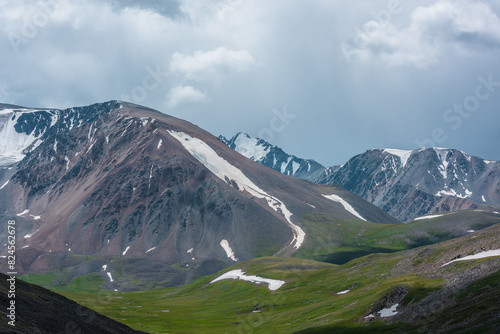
[1,0,499,166]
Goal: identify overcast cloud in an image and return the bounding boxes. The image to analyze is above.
[0,0,499,166]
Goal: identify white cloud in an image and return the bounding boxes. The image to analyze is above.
[165,85,208,108]
[0,0,499,165]
[344,0,500,68]
[169,47,256,80]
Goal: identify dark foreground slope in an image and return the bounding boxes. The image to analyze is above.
[0,273,144,334]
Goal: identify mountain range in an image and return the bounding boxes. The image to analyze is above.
[221,133,500,222]
[1,101,499,333]
[0,101,396,289]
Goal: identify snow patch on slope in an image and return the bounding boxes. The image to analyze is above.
[442,249,500,267]
[0,180,9,190]
[168,130,305,250]
[322,194,367,221]
[24,229,39,239]
[383,149,412,168]
[220,239,238,261]
[17,209,29,216]
[434,148,450,179]
[281,157,292,174]
[413,213,448,221]
[210,269,285,291]
[122,246,130,256]
[435,188,472,199]
[292,161,300,175]
[380,304,399,317]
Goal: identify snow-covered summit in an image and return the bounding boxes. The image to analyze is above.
[219,132,325,181]
[0,101,121,167]
[317,148,499,222]
[382,149,413,168]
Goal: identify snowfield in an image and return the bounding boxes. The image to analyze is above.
[122,246,130,256]
[168,130,305,250]
[379,303,399,317]
[0,111,41,165]
[220,239,238,261]
[442,249,500,267]
[365,303,399,319]
[322,194,367,221]
[17,209,29,216]
[383,149,412,168]
[232,133,270,162]
[0,180,9,190]
[0,108,63,166]
[210,269,285,291]
[413,213,448,221]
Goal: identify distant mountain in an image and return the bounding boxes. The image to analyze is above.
[219,132,325,181]
[316,148,500,222]
[220,133,499,222]
[0,101,397,289]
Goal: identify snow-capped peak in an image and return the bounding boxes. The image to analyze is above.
[0,108,47,166]
[383,149,413,168]
[220,132,325,182]
[232,133,270,162]
[0,101,121,167]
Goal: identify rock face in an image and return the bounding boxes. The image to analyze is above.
[0,101,397,286]
[316,148,500,222]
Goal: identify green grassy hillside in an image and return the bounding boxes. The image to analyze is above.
[50,222,500,333]
[295,210,500,264]
[19,210,500,295]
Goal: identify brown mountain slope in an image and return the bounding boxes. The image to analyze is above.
[0,101,398,286]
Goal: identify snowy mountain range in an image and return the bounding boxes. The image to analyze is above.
[317,148,500,222]
[221,133,500,222]
[0,101,397,288]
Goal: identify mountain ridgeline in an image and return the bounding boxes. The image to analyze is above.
[0,101,397,289]
[221,133,500,222]
[219,132,326,181]
[0,101,499,333]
